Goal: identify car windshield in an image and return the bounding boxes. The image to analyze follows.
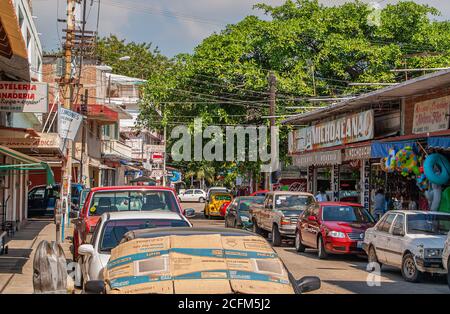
[100,219,189,252]
[239,197,264,211]
[322,206,374,223]
[88,190,179,216]
[407,214,450,235]
[275,194,314,210]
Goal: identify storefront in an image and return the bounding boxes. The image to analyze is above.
[0,145,54,231]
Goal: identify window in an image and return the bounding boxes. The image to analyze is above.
[99,219,190,252]
[407,213,450,235]
[274,194,315,210]
[88,190,180,216]
[322,206,374,223]
[29,187,45,199]
[184,190,193,195]
[378,214,396,233]
[391,214,405,235]
[265,195,273,209]
[194,190,203,194]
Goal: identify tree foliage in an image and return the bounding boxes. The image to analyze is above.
[137,0,450,182]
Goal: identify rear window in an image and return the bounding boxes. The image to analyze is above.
[214,195,232,201]
[88,190,180,216]
[100,219,189,252]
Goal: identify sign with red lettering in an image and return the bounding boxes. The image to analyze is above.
[412,96,450,134]
[0,81,48,112]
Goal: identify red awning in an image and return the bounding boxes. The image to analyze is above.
[73,104,118,123]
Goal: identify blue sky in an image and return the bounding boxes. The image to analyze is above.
[33,0,450,57]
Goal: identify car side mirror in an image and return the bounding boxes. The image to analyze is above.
[184,208,196,218]
[84,280,105,294]
[296,276,321,293]
[392,228,404,237]
[69,210,79,219]
[78,244,95,256]
[308,215,317,222]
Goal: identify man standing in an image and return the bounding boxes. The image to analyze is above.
[374,189,386,220]
[316,188,328,202]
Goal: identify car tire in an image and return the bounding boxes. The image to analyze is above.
[317,236,328,259]
[199,197,205,203]
[233,219,237,229]
[204,209,209,219]
[252,220,261,235]
[295,230,306,253]
[368,245,382,269]
[75,257,84,289]
[272,225,282,247]
[401,253,423,283]
[224,219,228,228]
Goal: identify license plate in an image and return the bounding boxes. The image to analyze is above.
[357,241,363,249]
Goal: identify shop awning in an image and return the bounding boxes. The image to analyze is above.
[371,141,418,158]
[0,145,55,184]
[427,137,450,150]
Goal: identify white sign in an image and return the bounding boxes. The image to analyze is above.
[146,144,165,153]
[58,107,83,141]
[294,110,374,152]
[151,169,165,178]
[0,81,48,112]
[293,150,342,167]
[412,96,450,134]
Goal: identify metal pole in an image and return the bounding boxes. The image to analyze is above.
[268,71,276,192]
[162,105,167,187]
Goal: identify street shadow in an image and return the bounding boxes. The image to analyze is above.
[323,279,449,294]
[4,219,51,244]
[0,248,32,274]
[284,247,367,263]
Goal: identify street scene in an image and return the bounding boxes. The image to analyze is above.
[1,0,450,296]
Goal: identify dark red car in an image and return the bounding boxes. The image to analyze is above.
[294,202,375,259]
[71,186,183,260]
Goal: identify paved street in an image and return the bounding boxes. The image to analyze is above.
[182,202,450,294]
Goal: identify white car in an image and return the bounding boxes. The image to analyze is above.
[77,211,192,288]
[178,189,206,203]
[363,210,450,282]
[443,231,450,289]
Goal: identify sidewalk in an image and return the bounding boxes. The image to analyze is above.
[0,219,73,294]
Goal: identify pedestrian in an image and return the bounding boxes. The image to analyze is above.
[315,188,328,202]
[373,189,386,221]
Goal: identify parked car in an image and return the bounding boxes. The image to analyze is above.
[295,202,375,259]
[363,210,450,282]
[444,231,450,290]
[71,186,184,260]
[206,187,229,199]
[77,211,192,288]
[28,183,84,217]
[204,192,233,218]
[83,227,321,294]
[178,189,206,203]
[251,191,315,246]
[224,196,264,230]
[250,190,269,197]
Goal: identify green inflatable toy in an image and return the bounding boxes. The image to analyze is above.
[438,187,450,213]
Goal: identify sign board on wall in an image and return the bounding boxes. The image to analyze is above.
[0,81,48,112]
[344,145,372,161]
[293,149,342,167]
[0,133,62,152]
[294,110,374,152]
[412,96,450,134]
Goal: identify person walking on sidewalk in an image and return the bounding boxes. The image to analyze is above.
[373,189,386,221]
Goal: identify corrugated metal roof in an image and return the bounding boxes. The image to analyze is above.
[283,68,450,125]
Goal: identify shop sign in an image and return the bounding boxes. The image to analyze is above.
[344,145,372,161]
[0,133,62,151]
[0,81,48,112]
[294,110,374,152]
[362,160,371,211]
[332,165,340,201]
[146,145,165,153]
[412,96,450,134]
[293,150,342,167]
[58,107,83,141]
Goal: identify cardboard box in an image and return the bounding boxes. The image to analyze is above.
[104,234,294,294]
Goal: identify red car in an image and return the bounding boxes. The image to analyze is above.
[250,190,269,197]
[219,201,231,217]
[71,186,183,260]
[294,202,375,259]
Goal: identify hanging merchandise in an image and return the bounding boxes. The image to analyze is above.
[395,146,420,177]
[438,187,450,213]
[381,148,397,173]
[424,153,450,185]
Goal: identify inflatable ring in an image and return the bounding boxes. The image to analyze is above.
[424,153,450,185]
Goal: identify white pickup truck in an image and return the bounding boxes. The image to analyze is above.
[250,191,316,246]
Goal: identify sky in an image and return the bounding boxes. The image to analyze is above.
[32,0,450,57]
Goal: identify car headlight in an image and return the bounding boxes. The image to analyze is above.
[416,244,424,258]
[424,248,443,258]
[328,231,346,238]
[240,216,250,222]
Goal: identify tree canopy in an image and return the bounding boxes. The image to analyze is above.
[135,0,450,185]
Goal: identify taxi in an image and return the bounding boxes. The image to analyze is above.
[204,192,233,218]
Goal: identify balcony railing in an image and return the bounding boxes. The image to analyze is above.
[101,140,132,160]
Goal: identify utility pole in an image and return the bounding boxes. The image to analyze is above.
[58,0,76,242]
[162,103,167,187]
[268,71,277,191]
